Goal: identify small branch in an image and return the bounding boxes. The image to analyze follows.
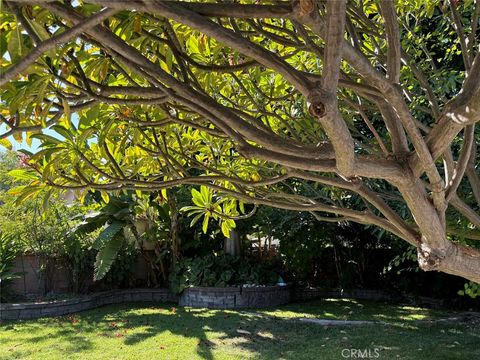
[344,98,389,156]
[450,195,480,229]
[445,125,475,202]
[467,0,480,55]
[380,0,401,83]
[448,0,472,70]
[466,141,480,205]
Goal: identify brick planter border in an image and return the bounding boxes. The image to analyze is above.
[178,285,291,309]
[1,286,292,320]
[0,288,177,321]
[3,286,445,321]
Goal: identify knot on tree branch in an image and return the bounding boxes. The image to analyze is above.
[293,0,316,17]
[417,242,444,271]
[347,176,363,190]
[429,179,446,194]
[308,101,326,118]
[307,89,334,118]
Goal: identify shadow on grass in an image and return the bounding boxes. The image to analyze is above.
[2,299,479,360]
[80,304,291,360]
[260,298,448,322]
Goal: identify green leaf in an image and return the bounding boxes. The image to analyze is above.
[78,127,97,144]
[191,188,204,206]
[221,220,231,238]
[186,36,200,55]
[51,125,73,141]
[94,234,123,281]
[189,212,205,227]
[42,188,52,212]
[202,213,210,233]
[113,207,131,220]
[30,133,63,145]
[165,49,173,71]
[8,169,37,181]
[92,221,124,250]
[9,185,43,203]
[101,191,110,204]
[0,138,13,150]
[61,99,72,129]
[26,133,33,147]
[8,24,23,61]
[200,185,211,203]
[26,18,51,41]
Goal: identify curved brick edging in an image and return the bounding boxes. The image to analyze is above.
[179,285,291,309]
[0,288,178,321]
[1,286,291,320]
[3,286,444,321]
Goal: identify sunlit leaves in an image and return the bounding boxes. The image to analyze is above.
[458,281,480,298]
[7,168,38,181]
[7,23,24,62]
[181,186,241,237]
[0,139,12,150]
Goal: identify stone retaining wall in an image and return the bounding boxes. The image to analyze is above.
[2,286,422,321]
[179,285,291,309]
[0,288,177,321]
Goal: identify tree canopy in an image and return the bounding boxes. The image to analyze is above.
[1,0,479,283]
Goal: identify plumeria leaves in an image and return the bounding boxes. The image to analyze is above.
[181,186,241,237]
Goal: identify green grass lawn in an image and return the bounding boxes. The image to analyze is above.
[1,298,479,360]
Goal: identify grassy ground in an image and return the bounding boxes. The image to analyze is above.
[0,298,479,360]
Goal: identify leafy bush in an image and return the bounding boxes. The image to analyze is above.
[102,243,138,288]
[0,233,21,301]
[169,253,278,294]
[458,282,480,299]
[60,234,96,293]
[73,193,172,282]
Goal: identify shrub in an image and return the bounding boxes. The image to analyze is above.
[0,233,21,301]
[169,253,279,294]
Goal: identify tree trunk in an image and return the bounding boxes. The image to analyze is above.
[167,190,180,267]
[224,229,241,257]
[397,177,480,283]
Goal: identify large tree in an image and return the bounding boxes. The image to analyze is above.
[1,0,479,282]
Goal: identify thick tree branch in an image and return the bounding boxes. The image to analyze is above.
[69,0,294,19]
[310,0,355,177]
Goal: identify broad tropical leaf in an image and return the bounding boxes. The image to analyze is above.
[94,234,124,281]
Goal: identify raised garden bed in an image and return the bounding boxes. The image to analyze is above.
[0,286,291,320]
[0,288,177,320]
[179,285,291,309]
[4,286,453,321]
